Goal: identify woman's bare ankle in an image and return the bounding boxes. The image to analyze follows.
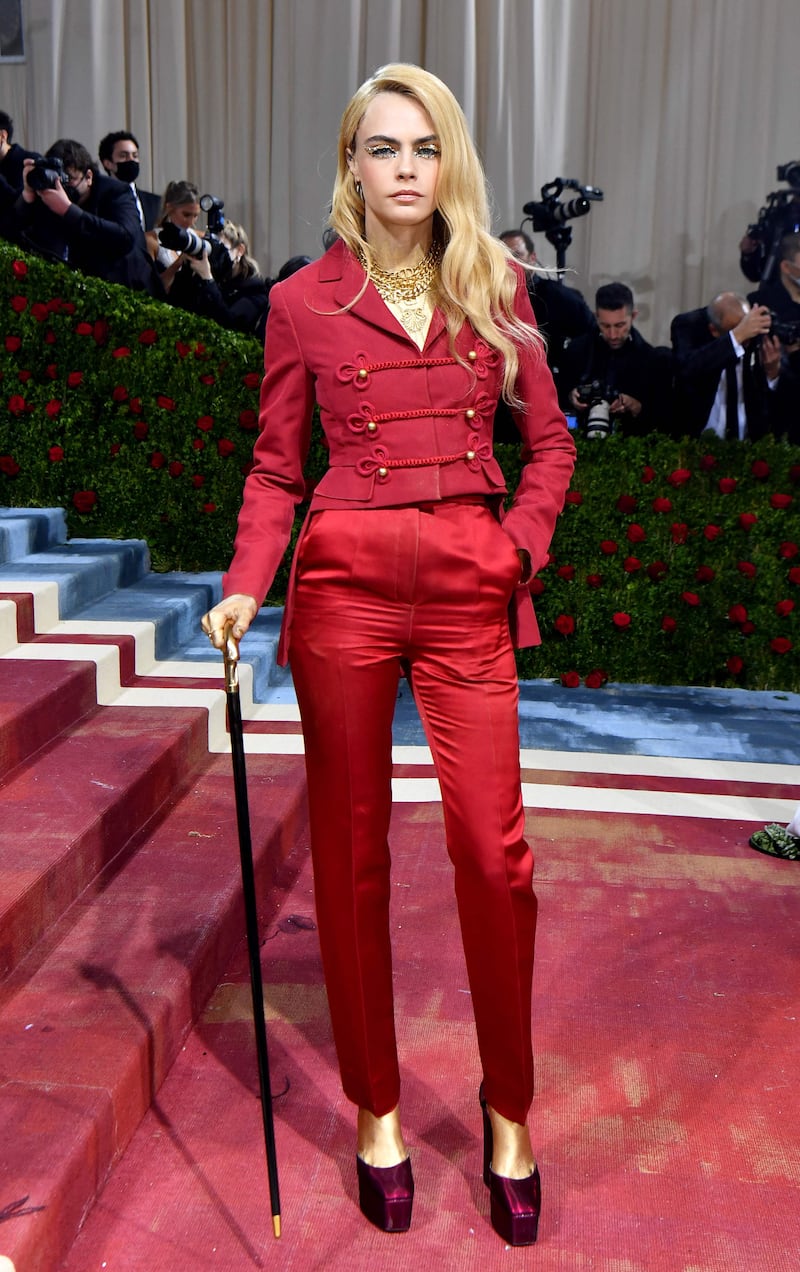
[487,1104,535,1179]
[357,1105,408,1167]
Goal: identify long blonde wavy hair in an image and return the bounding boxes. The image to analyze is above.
[329,63,544,404]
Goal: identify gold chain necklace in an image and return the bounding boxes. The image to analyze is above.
[360,242,441,304]
[360,243,440,335]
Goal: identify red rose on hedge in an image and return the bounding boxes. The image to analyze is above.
[647,560,668,580]
[560,671,580,688]
[202,502,216,514]
[652,496,672,513]
[112,346,131,359]
[612,612,631,628]
[529,577,545,595]
[45,399,62,418]
[556,564,575,580]
[699,453,717,471]
[770,493,792,509]
[17,369,31,382]
[703,524,722,540]
[626,523,646,543]
[168,461,184,478]
[738,561,757,578]
[192,438,205,451]
[217,438,236,457]
[138,328,158,345]
[671,523,689,543]
[738,513,757,531]
[48,446,64,462]
[199,373,216,385]
[66,371,83,387]
[661,616,677,633]
[751,459,770,479]
[616,494,637,513]
[586,573,603,588]
[157,394,176,410]
[779,541,798,558]
[695,565,715,582]
[681,591,700,606]
[10,295,27,313]
[176,340,191,358]
[5,335,21,352]
[775,599,795,617]
[11,259,27,278]
[728,604,748,624]
[150,451,166,469]
[238,409,257,430]
[133,421,149,440]
[31,302,49,323]
[243,371,261,389]
[75,321,93,335]
[196,415,214,431]
[668,468,692,486]
[726,656,743,675]
[718,477,737,494]
[111,385,128,401]
[554,614,575,635]
[623,556,641,573]
[770,637,792,654]
[73,490,97,512]
[0,454,20,476]
[641,465,656,483]
[191,474,205,488]
[584,669,608,689]
[8,394,26,415]
[600,539,618,555]
[565,490,583,505]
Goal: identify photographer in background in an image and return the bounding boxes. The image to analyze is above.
[670,293,780,440]
[98,130,160,231]
[0,109,40,233]
[184,220,271,341]
[10,139,157,294]
[747,233,800,442]
[559,282,672,436]
[739,162,800,285]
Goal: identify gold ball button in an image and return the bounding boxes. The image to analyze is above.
[378,466,388,477]
[466,450,476,461]
[357,368,368,380]
[367,421,377,433]
[465,408,476,420]
[467,350,477,361]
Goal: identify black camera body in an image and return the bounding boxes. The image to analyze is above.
[27,155,67,192]
[770,312,800,346]
[521,178,603,269]
[776,161,800,190]
[575,380,616,440]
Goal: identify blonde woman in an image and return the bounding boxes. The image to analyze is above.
[203,64,575,1244]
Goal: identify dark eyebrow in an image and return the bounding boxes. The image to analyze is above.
[362,133,440,145]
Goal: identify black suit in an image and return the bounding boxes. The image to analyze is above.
[670,307,775,440]
[747,281,800,444]
[10,172,159,295]
[0,142,41,238]
[559,325,673,436]
[134,186,161,231]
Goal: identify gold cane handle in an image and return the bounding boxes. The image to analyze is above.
[222,622,240,693]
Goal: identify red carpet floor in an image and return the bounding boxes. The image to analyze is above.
[62,799,800,1271]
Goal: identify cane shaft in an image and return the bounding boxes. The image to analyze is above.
[225,675,282,1235]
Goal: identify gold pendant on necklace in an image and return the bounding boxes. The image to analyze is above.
[397,302,427,333]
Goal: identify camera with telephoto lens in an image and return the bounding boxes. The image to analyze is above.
[27,155,67,192]
[157,220,211,258]
[575,380,617,439]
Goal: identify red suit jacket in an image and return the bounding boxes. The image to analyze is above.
[223,239,576,663]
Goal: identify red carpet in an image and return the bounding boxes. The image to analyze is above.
[61,801,800,1271]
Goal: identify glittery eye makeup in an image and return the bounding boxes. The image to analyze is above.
[362,137,441,160]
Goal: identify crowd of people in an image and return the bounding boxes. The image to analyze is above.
[0,114,310,341]
[1,107,799,443]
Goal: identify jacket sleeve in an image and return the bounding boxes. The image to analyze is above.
[222,282,315,602]
[501,271,577,574]
[671,313,737,389]
[61,183,138,264]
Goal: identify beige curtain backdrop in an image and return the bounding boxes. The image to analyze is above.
[1,0,798,344]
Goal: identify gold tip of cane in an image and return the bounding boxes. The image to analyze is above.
[272,1214,282,1238]
[222,622,240,693]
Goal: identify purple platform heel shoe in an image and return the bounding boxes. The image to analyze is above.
[479,1085,541,1246]
[356,1155,414,1232]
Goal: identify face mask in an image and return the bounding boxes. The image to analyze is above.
[115,160,140,184]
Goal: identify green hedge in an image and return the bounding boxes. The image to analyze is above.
[2,241,799,690]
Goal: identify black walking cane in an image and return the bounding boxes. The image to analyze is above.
[222,625,282,1238]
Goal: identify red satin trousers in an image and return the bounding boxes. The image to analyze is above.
[288,500,537,1125]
